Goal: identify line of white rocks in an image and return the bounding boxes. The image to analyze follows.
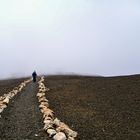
[37,76,78,140]
[0,78,32,114]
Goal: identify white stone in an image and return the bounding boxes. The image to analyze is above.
[35,134,38,137]
[53,132,66,140]
[68,137,75,140]
[53,118,60,126]
[3,97,10,104]
[68,130,78,138]
[47,129,57,137]
[44,119,52,125]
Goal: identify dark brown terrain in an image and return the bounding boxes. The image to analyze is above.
[0,75,140,140]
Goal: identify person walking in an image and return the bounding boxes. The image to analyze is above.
[32,71,37,82]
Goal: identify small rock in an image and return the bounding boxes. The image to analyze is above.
[47,129,57,137]
[68,131,78,138]
[35,134,39,137]
[53,132,66,140]
[68,137,74,140]
[53,118,60,126]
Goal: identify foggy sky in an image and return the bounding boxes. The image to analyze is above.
[0,0,140,79]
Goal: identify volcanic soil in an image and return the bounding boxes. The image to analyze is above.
[44,75,140,140]
[0,75,140,140]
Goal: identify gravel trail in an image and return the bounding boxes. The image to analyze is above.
[0,82,50,140]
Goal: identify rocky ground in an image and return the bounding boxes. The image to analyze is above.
[45,75,140,140]
[0,75,140,140]
[0,78,50,140]
[0,78,27,96]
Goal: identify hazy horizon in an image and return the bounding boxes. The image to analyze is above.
[0,0,140,79]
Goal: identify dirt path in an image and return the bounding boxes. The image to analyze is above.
[0,82,50,140]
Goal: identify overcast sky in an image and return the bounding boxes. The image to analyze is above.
[0,0,140,79]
